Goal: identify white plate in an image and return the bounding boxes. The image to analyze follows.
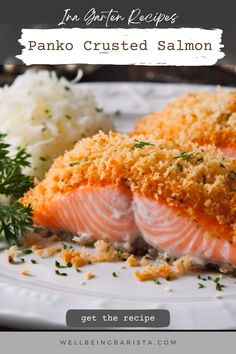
[0,82,235,330]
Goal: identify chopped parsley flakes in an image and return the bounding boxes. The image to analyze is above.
[177,163,184,172]
[55,270,68,276]
[69,158,88,167]
[174,151,195,161]
[22,249,33,255]
[55,260,72,269]
[214,276,225,291]
[215,282,225,291]
[198,283,205,289]
[134,140,155,149]
[197,274,225,291]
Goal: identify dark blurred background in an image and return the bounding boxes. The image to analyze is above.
[0,65,236,87]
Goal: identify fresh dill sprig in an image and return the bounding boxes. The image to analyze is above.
[0,133,34,199]
[0,133,35,245]
[0,202,34,246]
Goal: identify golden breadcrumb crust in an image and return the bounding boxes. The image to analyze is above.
[21,131,236,233]
[133,88,236,147]
[58,240,192,281]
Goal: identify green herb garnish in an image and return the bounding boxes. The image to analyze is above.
[177,163,184,172]
[214,276,225,291]
[215,282,225,291]
[23,249,33,255]
[214,276,220,283]
[95,107,103,113]
[112,272,117,278]
[40,156,47,162]
[55,270,68,276]
[76,268,81,273]
[31,259,37,264]
[153,279,161,285]
[69,158,88,167]
[198,283,205,289]
[134,140,155,149]
[0,203,34,246]
[174,151,195,161]
[165,276,171,281]
[55,260,72,268]
[196,157,204,164]
[0,134,33,199]
[55,261,66,269]
[69,161,82,167]
[64,86,70,91]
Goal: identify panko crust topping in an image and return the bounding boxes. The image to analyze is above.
[21,131,236,231]
[134,88,236,147]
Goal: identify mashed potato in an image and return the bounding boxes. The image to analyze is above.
[0,70,114,178]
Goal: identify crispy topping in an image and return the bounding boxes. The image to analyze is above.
[21,131,236,234]
[135,255,192,281]
[20,268,30,276]
[59,240,129,266]
[85,272,95,280]
[135,263,175,281]
[32,243,62,258]
[126,255,140,267]
[134,88,236,147]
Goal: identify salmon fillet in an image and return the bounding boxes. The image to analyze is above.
[33,184,138,244]
[21,132,236,268]
[133,89,236,158]
[134,194,236,266]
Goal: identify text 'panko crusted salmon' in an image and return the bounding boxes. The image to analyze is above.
[133,88,236,158]
[21,132,236,268]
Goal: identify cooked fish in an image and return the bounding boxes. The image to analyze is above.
[21,132,236,267]
[32,184,138,244]
[134,88,236,158]
[134,194,236,266]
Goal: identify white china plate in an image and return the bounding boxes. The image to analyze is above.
[0,82,235,330]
